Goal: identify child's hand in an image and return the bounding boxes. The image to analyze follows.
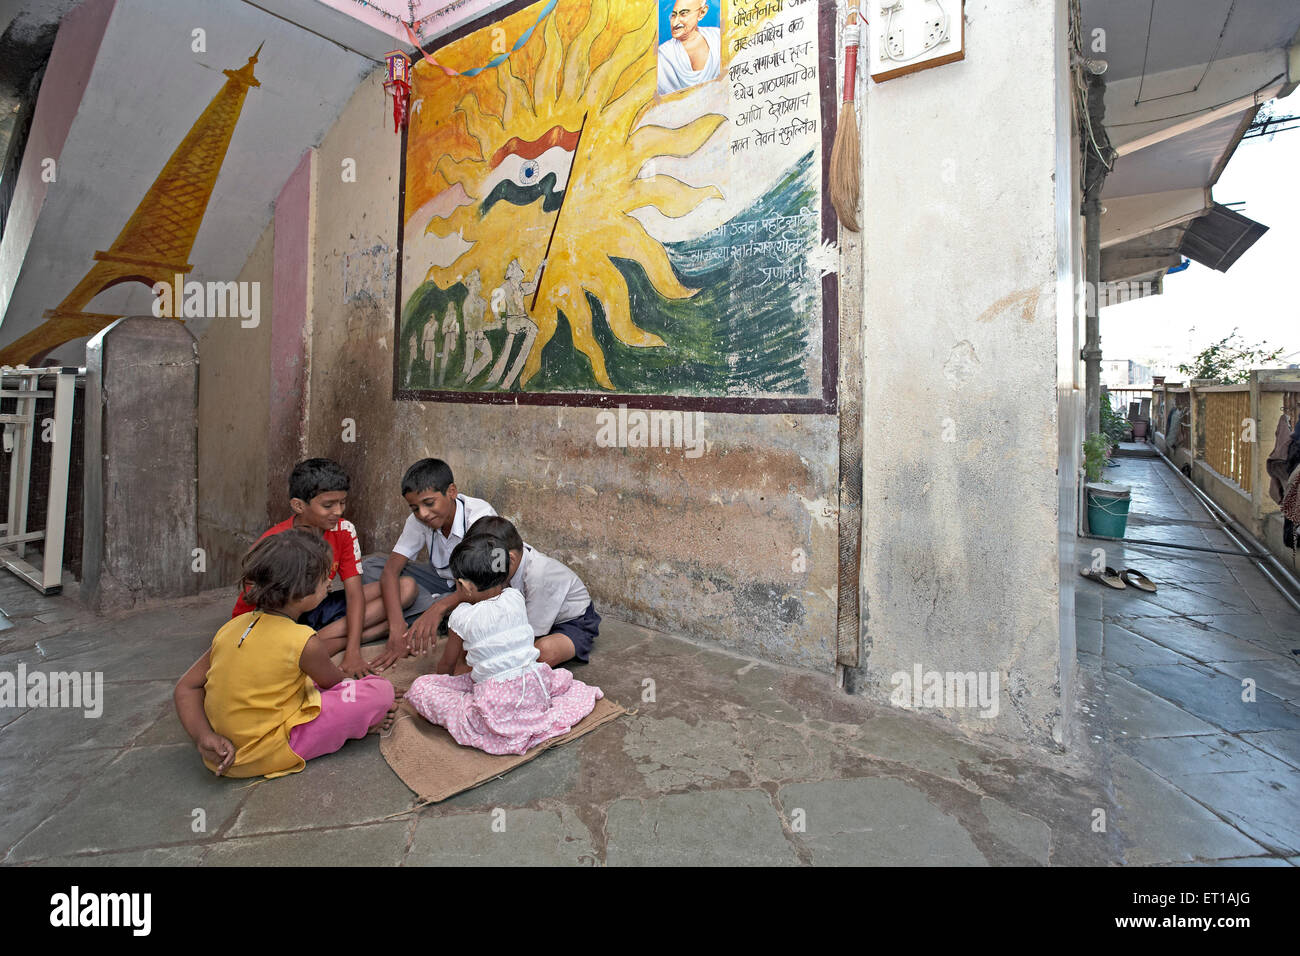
[198,731,236,775]
[339,652,374,680]
[405,605,443,656]
[368,633,410,671]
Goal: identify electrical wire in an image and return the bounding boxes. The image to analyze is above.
[1133,0,1157,106]
[1135,0,1240,106]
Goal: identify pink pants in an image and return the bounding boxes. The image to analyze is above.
[288,675,395,761]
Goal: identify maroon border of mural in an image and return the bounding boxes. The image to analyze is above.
[392,0,840,415]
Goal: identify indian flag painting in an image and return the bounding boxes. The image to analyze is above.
[396,0,837,412]
[480,125,581,215]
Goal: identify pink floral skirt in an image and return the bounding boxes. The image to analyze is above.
[406,664,602,756]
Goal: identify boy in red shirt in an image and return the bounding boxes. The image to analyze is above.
[231,458,416,677]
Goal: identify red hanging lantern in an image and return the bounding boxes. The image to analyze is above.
[384,49,411,133]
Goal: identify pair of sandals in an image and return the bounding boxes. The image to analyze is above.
[1080,566,1157,592]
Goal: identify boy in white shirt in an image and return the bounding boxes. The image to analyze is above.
[360,458,497,670]
[441,515,599,671]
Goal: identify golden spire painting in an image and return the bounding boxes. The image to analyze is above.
[0,45,263,366]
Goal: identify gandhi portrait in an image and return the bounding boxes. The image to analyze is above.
[657,0,721,96]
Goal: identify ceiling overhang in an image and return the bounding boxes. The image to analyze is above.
[1082,0,1300,292]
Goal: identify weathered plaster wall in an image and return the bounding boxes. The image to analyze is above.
[196,220,273,586]
[289,70,842,670]
[854,0,1067,744]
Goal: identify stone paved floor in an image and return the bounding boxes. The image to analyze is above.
[0,453,1296,866]
[1075,453,1300,866]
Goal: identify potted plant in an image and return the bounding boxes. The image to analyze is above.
[1083,431,1131,537]
[1099,400,1128,453]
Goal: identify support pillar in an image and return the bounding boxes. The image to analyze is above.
[82,316,199,611]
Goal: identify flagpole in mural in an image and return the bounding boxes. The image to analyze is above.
[530,110,587,312]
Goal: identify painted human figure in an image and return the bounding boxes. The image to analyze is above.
[421,309,440,383]
[406,331,419,386]
[657,0,720,95]
[438,303,459,386]
[486,258,543,390]
[460,270,493,383]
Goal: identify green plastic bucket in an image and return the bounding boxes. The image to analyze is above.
[1086,483,1131,538]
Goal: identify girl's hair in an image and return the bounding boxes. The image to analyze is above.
[449,534,511,592]
[464,515,523,553]
[240,529,332,612]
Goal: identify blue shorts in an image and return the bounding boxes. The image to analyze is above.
[359,554,455,622]
[298,589,348,631]
[552,602,600,663]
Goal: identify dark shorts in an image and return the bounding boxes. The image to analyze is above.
[552,602,600,663]
[359,554,455,623]
[298,589,348,631]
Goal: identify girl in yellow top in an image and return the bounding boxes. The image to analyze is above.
[175,530,397,778]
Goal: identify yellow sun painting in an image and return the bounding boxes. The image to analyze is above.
[403,0,752,391]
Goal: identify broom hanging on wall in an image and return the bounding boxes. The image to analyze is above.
[830,7,863,232]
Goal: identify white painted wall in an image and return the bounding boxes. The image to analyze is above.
[853,0,1074,745]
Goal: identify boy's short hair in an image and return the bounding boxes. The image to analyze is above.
[290,458,349,503]
[449,535,510,591]
[464,515,523,553]
[402,458,454,496]
[240,529,332,612]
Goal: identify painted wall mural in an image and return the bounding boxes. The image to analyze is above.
[395,0,837,411]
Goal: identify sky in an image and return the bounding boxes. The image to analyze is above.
[1099,92,1300,374]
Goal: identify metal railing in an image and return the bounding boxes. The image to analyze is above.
[1202,388,1253,494]
[0,367,82,593]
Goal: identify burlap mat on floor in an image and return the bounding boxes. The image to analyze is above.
[379,695,626,804]
[358,646,625,803]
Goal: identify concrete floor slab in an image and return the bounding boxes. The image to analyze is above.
[32,845,208,866]
[6,744,247,861]
[1077,617,1102,656]
[407,807,594,866]
[1168,856,1293,866]
[0,749,116,860]
[1165,767,1300,855]
[438,744,582,811]
[980,796,1052,865]
[1102,623,1190,669]
[1188,613,1295,649]
[1208,657,1300,705]
[227,739,416,837]
[1118,734,1289,778]
[1095,672,1221,738]
[1110,753,1268,865]
[0,680,176,759]
[1124,663,1300,734]
[203,821,411,867]
[1121,616,1285,664]
[1238,731,1300,771]
[1136,586,1257,618]
[605,790,797,866]
[775,777,988,866]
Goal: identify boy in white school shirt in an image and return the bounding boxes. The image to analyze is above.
[361,458,497,670]
[438,515,599,672]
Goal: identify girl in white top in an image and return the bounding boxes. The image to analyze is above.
[405,536,603,755]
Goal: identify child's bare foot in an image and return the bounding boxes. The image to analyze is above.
[368,702,400,736]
